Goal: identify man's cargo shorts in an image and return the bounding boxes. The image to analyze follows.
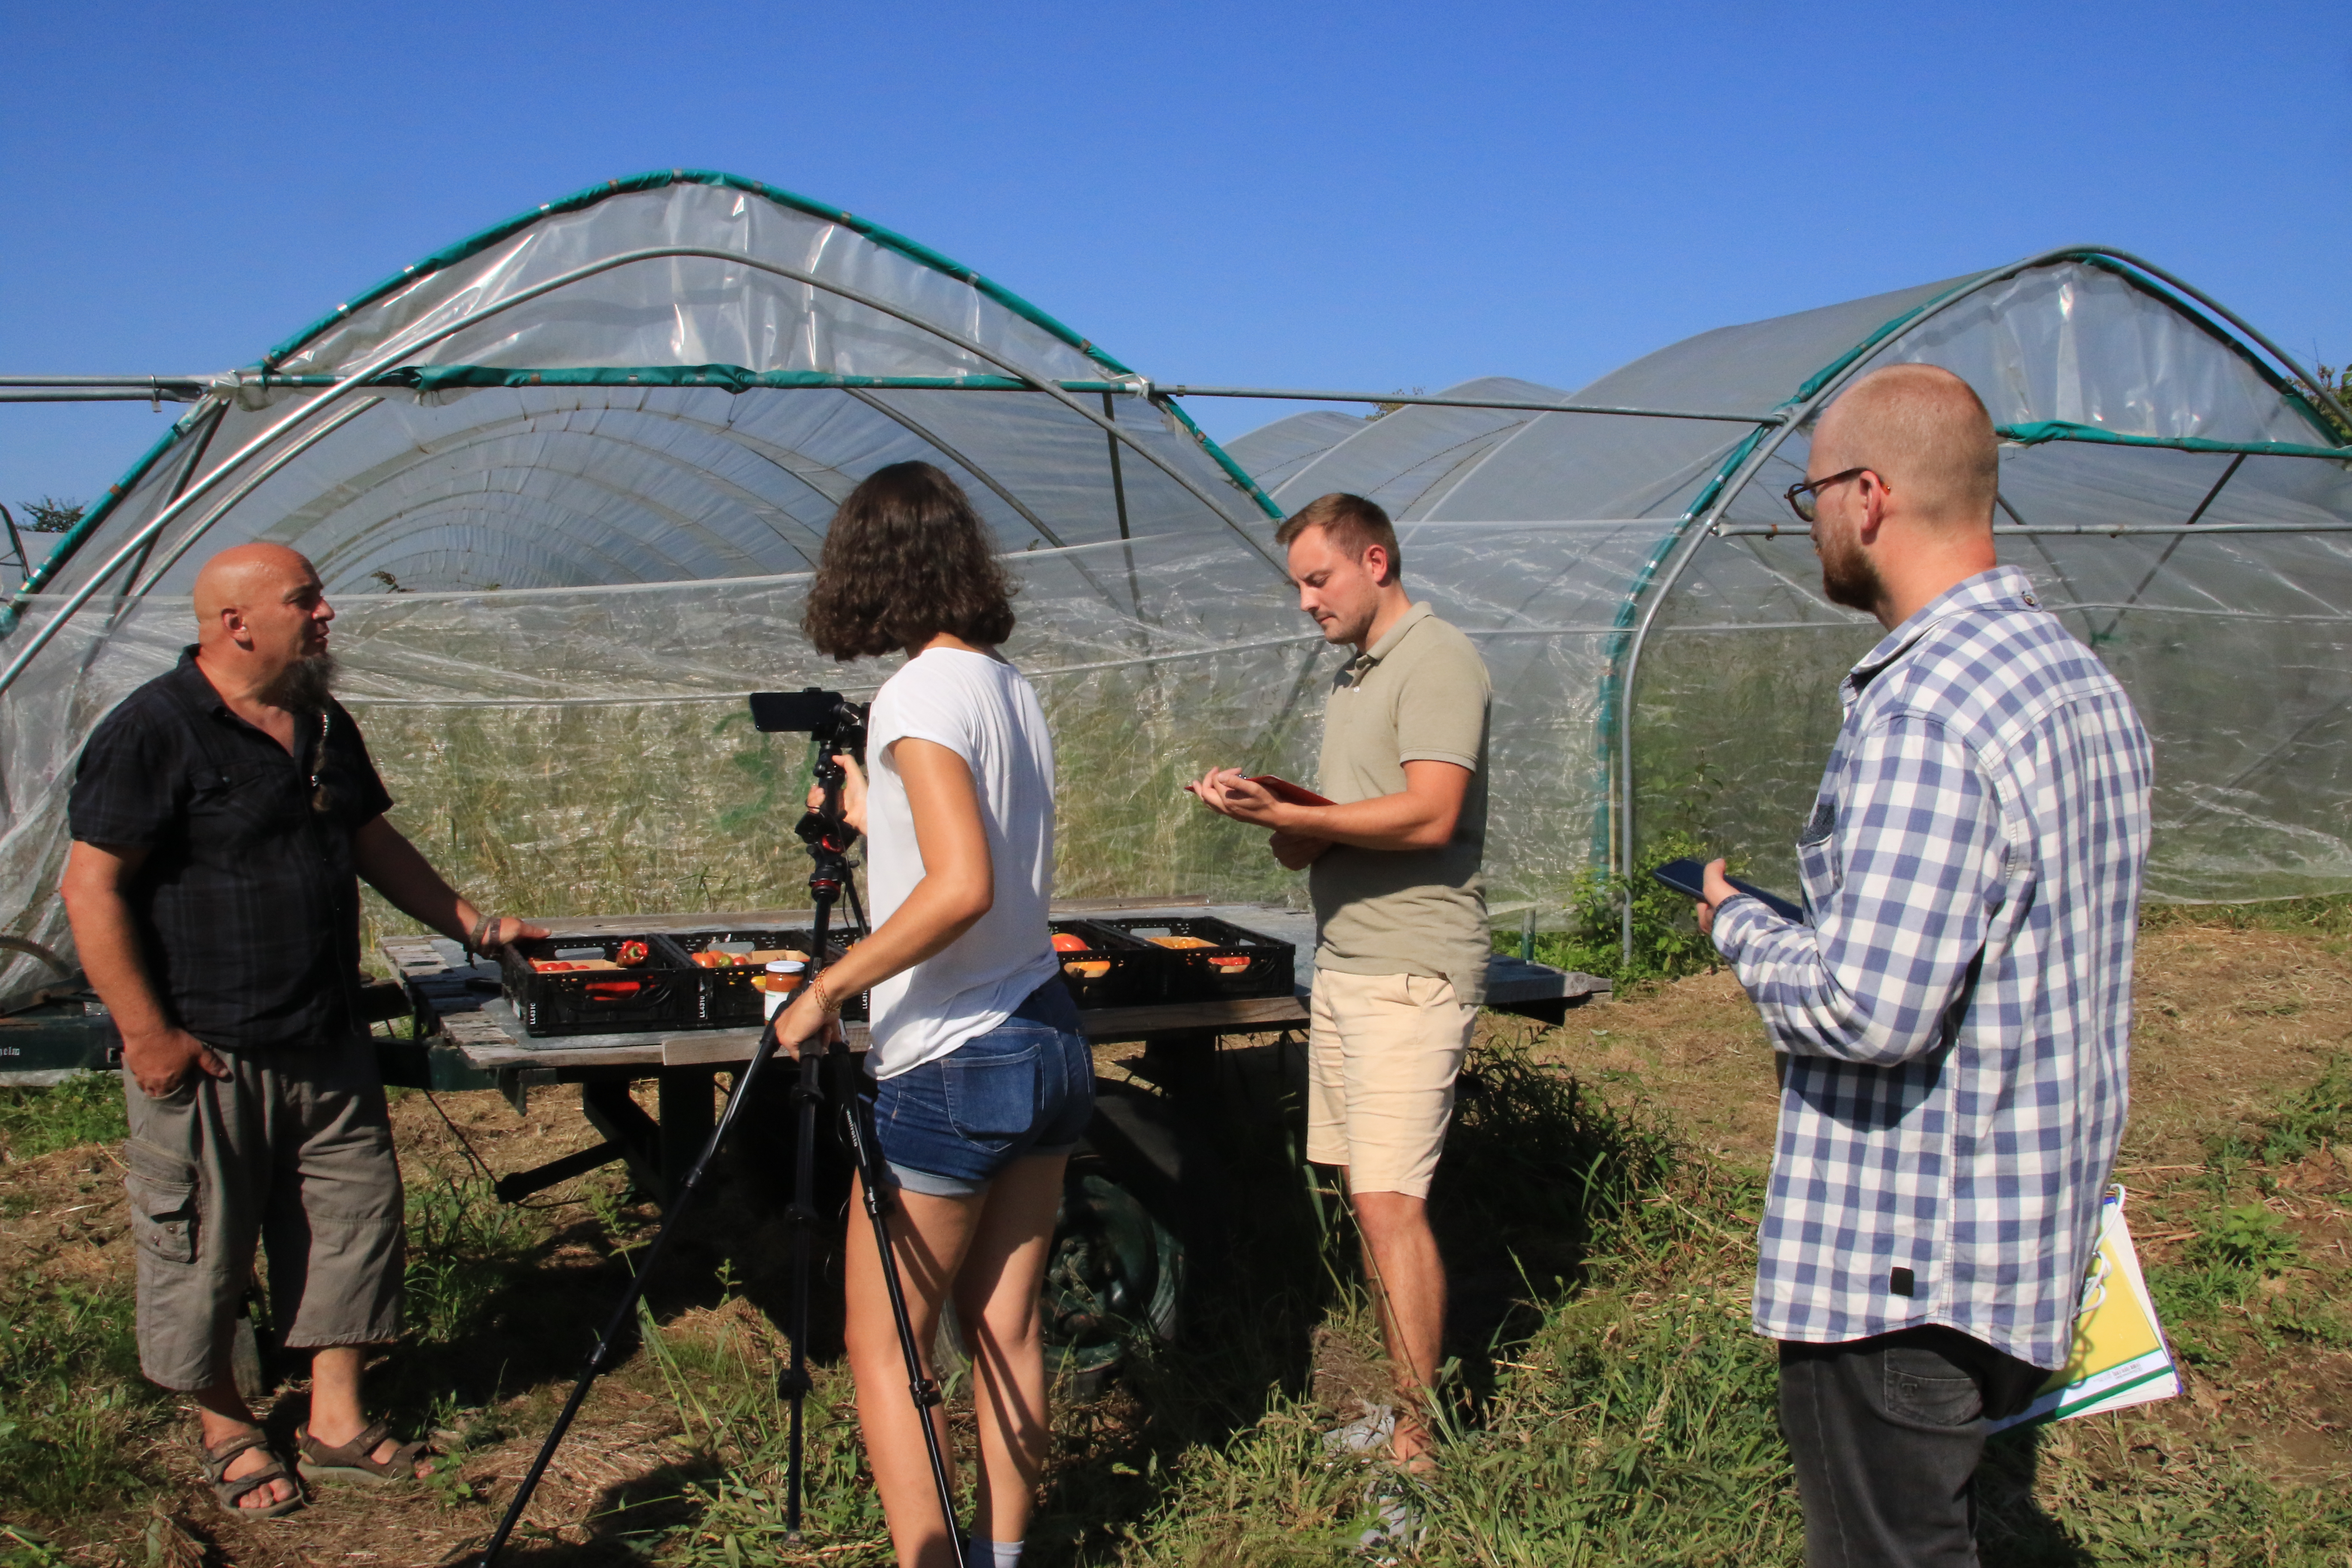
[122,1033,404,1391]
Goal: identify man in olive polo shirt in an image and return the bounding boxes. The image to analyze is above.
[1187,491,1490,1469]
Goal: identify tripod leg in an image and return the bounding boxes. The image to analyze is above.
[833,1046,962,1547]
[476,1029,781,1568]
[782,1047,823,1541]
[784,879,842,1544]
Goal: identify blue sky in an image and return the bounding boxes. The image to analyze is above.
[5,1,2348,517]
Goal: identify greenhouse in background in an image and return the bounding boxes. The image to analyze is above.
[1223,260,2352,925]
[3,170,2349,998]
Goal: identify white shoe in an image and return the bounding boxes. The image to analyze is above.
[1321,1401,1396,1457]
[1355,1476,1427,1562]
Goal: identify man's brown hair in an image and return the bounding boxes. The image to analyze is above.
[1275,493,1402,579]
[802,461,1018,659]
[1814,364,2001,529]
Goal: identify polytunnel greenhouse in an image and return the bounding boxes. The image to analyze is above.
[3,169,2350,1001]
[1219,262,2352,922]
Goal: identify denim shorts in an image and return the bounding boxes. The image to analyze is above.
[870,980,1095,1197]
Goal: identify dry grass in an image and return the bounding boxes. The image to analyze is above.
[6,910,2352,1564]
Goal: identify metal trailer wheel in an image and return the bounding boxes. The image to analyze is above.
[1042,1164,1182,1397]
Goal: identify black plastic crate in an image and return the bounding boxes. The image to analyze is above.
[1089,915,1297,1002]
[500,934,700,1037]
[669,928,834,1026]
[1048,919,1161,1010]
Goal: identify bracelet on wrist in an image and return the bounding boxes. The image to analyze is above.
[808,973,842,1018]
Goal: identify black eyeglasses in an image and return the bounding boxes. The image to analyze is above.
[1782,467,1873,524]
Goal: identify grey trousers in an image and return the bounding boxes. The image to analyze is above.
[1779,1327,2049,1568]
[122,1035,405,1392]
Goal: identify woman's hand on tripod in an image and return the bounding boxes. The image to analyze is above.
[806,753,869,834]
[774,982,843,1060]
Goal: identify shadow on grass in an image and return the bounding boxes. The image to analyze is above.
[339,1035,1704,1563]
[1981,1425,2095,1567]
[1032,1032,1697,1563]
[1434,1040,1684,1409]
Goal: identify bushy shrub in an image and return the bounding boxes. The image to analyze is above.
[1514,830,1752,984]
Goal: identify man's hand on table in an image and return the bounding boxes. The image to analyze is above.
[122,1025,230,1099]
[471,916,550,954]
[454,910,550,959]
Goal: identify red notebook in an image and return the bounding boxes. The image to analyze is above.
[1248,775,1335,807]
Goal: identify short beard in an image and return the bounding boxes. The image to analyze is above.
[1818,528,1885,617]
[258,651,339,711]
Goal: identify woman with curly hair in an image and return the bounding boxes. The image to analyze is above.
[770,460,1087,1568]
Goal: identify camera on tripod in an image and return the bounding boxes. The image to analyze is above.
[749,687,870,761]
[750,689,872,861]
[483,683,951,1566]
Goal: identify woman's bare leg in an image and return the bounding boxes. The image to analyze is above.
[844,1173,983,1568]
[951,1154,1069,1546]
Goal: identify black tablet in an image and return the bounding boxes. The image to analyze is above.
[1650,857,1806,923]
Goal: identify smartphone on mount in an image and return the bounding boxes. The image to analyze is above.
[1649,857,1807,923]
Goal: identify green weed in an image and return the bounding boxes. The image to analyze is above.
[0,1071,126,1162]
[2248,1052,2352,1166]
[2190,1203,2300,1274]
[0,1526,67,1568]
[1443,1041,1687,1279]
[631,1294,892,1563]
[1089,1038,2352,1566]
[402,1168,541,1347]
[0,1278,166,1520]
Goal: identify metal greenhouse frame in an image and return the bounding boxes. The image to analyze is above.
[4,173,2350,991]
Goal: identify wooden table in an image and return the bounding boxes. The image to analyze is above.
[383,900,1608,1204]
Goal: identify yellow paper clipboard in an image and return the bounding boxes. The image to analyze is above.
[1988,1185,2180,1431]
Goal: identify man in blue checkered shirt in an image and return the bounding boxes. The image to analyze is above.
[1694,364,2153,1566]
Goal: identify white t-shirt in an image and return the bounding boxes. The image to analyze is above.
[862,647,1060,1079]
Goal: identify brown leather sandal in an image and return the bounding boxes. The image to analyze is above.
[200,1431,304,1517]
[294,1420,427,1487]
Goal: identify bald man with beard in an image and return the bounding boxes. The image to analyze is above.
[60,544,545,1517]
[1691,367,2153,1565]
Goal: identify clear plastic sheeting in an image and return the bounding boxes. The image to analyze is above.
[0,173,1297,1001]
[1220,410,1373,493]
[1244,257,2352,913]
[272,176,1114,398]
[1,529,1334,986]
[4,188,2349,1001]
[74,383,1262,598]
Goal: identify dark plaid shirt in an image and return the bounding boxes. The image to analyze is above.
[68,648,394,1048]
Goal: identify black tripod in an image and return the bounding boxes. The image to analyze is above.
[476,753,959,1565]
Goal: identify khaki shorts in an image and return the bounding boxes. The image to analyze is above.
[1305,969,1476,1200]
[122,1035,405,1392]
